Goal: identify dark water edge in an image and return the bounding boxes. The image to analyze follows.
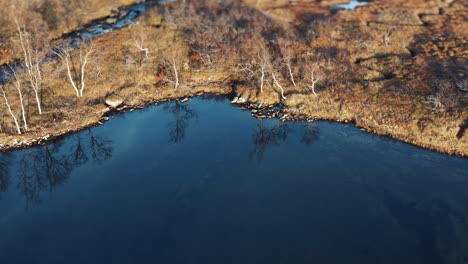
[0,97,468,264]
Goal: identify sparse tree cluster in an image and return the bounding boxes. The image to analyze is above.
[160,0,338,100]
[158,41,186,90]
[0,0,347,136]
[55,43,95,97]
[15,20,46,115]
[130,23,151,63]
[0,0,417,139]
[0,0,101,135]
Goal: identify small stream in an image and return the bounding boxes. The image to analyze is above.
[0,0,166,84]
[0,0,367,84]
[66,0,166,46]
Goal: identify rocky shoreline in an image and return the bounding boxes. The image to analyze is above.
[0,0,466,157]
[2,90,466,159]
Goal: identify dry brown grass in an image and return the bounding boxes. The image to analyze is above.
[0,0,143,65]
[0,0,467,156]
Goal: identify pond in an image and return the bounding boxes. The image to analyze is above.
[1,97,468,264]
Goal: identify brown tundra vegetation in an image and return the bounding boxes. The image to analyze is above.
[0,0,466,156]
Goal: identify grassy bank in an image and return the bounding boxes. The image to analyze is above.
[0,0,466,156]
[0,0,145,65]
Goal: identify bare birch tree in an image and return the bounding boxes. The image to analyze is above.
[258,50,268,94]
[306,63,323,95]
[15,20,44,114]
[160,43,185,90]
[383,28,392,47]
[9,69,28,130]
[0,85,22,135]
[130,24,150,60]
[160,54,181,90]
[278,38,296,87]
[237,34,271,94]
[253,35,270,94]
[171,52,180,90]
[55,43,95,97]
[271,72,287,100]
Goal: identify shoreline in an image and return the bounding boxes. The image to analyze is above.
[0,0,466,157]
[1,90,466,158]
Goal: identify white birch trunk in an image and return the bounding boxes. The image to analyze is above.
[1,86,22,135]
[57,45,94,97]
[13,80,28,131]
[16,20,43,114]
[272,72,287,100]
[172,57,179,90]
[287,63,296,87]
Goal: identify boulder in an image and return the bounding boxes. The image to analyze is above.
[105,17,118,24]
[105,98,124,108]
[119,10,129,19]
[236,97,247,104]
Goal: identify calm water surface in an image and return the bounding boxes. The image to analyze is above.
[1,97,467,264]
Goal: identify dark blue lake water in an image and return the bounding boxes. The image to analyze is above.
[1,97,467,264]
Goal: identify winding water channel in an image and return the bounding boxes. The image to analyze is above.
[0,0,165,84]
[0,97,467,264]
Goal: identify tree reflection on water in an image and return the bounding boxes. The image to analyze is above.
[251,119,290,162]
[165,100,197,144]
[301,123,320,145]
[0,99,467,262]
[0,152,12,194]
[251,120,321,162]
[0,128,113,207]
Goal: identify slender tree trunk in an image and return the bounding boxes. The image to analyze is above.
[310,69,320,95]
[15,83,28,131]
[172,57,179,90]
[34,60,43,114]
[1,86,22,134]
[137,45,149,59]
[57,45,94,98]
[287,63,296,87]
[260,66,265,93]
[10,67,28,130]
[16,21,43,114]
[79,48,93,97]
[272,73,287,100]
[258,52,266,93]
[34,90,42,116]
[64,57,81,97]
